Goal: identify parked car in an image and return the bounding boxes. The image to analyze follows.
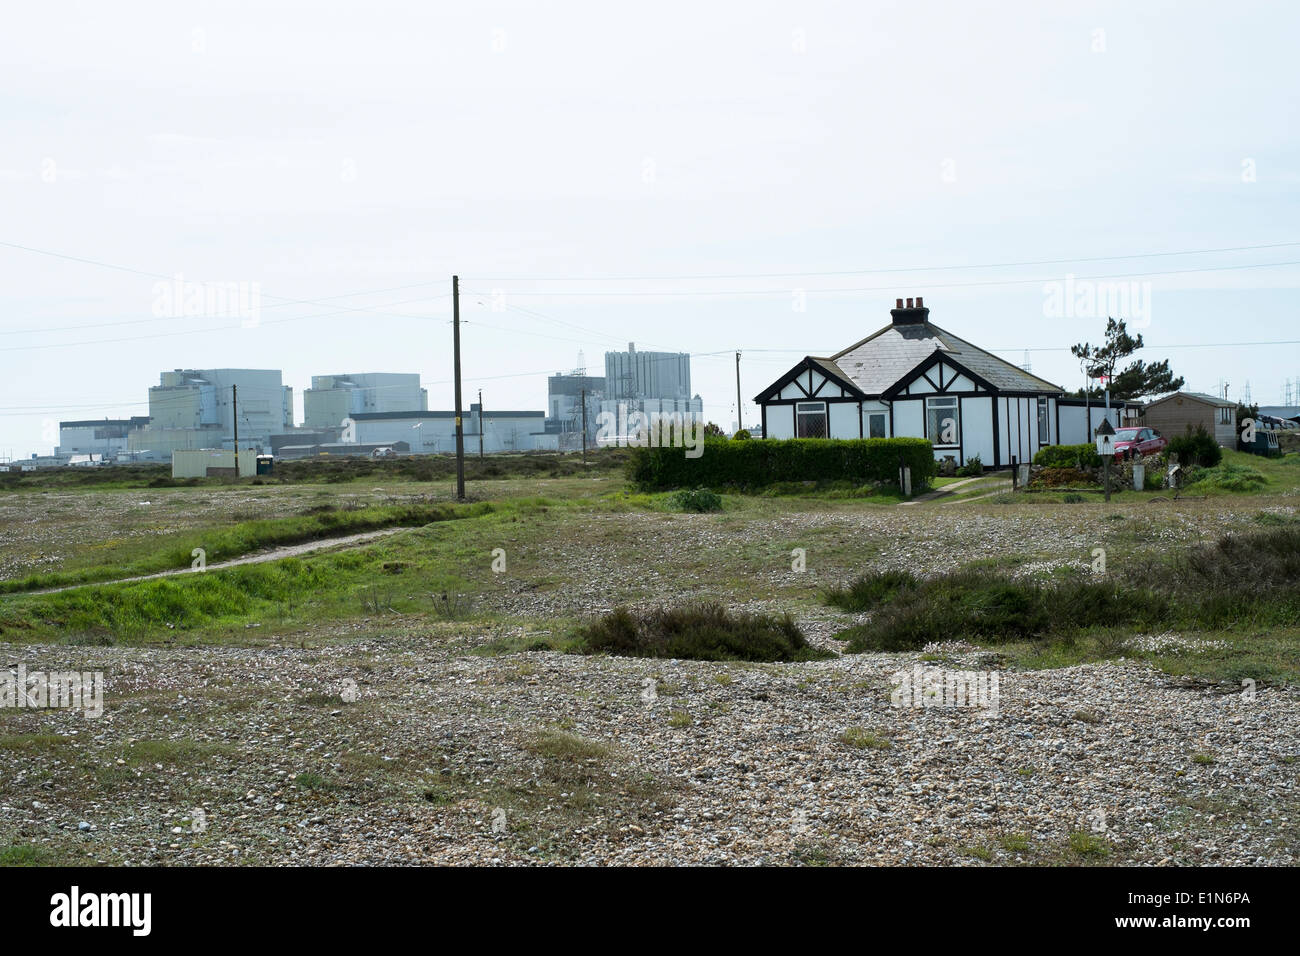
[1112,426,1167,460]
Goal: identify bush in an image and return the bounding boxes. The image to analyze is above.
[732,429,752,440]
[1167,424,1222,468]
[672,487,723,512]
[826,526,1300,651]
[1033,444,1102,469]
[956,455,983,477]
[1062,493,1085,503]
[1031,466,1096,488]
[628,437,938,492]
[573,603,833,662]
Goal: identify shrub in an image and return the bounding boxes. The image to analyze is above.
[1031,466,1096,488]
[573,603,833,662]
[671,487,723,512]
[824,570,918,611]
[1062,493,1085,503]
[1033,444,1101,469]
[732,429,752,440]
[628,437,938,492]
[956,455,983,477]
[1167,424,1222,468]
[827,526,1298,652]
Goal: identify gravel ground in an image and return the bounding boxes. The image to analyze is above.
[2,628,1295,866]
[1,490,1296,866]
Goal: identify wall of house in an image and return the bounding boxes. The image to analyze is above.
[893,398,924,440]
[960,396,994,465]
[829,402,859,438]
[765,404,795,439]
[1058,403,1123,445]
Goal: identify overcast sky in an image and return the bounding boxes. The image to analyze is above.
[2,0,1297,455]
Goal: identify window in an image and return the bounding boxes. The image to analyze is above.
[796,402,828,438]
[925,396,959,447]
[1037,397,1049,444]
[868,412,886,439]
[1218,406,1232,425]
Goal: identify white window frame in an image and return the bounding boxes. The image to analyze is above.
[1037,397,1050,445]
[925,396,960,448]
[795,401,828,439]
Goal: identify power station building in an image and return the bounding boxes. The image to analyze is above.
[303,373,427,430]
[601,343,703,424]
[127,369,293,460]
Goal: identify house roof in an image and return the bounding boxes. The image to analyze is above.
[828,320,1063,396]
[1146,390,1233,409]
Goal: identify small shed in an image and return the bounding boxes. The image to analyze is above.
[1142,391,1236,447]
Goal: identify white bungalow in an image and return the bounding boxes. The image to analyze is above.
[753,297,1123,469]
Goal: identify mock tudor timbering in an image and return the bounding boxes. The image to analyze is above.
[753,297,1123,468]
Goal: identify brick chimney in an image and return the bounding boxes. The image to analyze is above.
[890,295,929,325]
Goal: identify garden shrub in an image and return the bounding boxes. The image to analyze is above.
[1033,444,1102,469]
[1167,424,1222,468]
[628,438,937,492]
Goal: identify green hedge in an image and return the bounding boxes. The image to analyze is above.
[628,438,937,491]
[1033,443,1102,469]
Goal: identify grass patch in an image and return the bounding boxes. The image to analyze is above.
[1066,831,1110,858]
[840,726,892,750]
[573,603,833,662]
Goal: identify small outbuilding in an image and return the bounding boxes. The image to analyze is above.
[1141,391,1236,447]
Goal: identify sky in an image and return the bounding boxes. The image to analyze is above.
[2,0,1298,456]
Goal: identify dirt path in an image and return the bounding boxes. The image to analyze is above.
[11,526,412,597]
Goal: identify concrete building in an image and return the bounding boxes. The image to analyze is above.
[172,448,258,478]
[349,405,545,454]
[128,369,292,459]
[303,373,427,430]
[605,343,692,402]
[56,417,151,460]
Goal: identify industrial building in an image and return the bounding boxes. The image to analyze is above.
[543,372,605,449]
[128,369,293,460]
[605,343,693,402]
[349,405,546,454]
[303,373,427,430]
[56,417,151,460]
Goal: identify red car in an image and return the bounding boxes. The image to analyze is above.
[1112,426,1167,460]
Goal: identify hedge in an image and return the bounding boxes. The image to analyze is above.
[627,438,937,491]
[1033,443,1102,469]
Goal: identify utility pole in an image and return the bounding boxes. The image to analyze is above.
[452,275,466,500]
[735,351,743,433]
[581,387,588,464]
[478,388,484,458]
[232,384,240,477]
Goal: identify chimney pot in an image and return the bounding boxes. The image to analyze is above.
[916,296,924,307]
[895,298,903,309]
[906,297,914,308]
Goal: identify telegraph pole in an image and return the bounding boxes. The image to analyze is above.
[232,384,240,477]
[478,388,484,458]
[581,387,588,464]
[735,351,743,433]
[453,275,466,500]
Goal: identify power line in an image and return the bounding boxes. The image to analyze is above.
[472,240,1300,281]
[466,258,1300,297]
